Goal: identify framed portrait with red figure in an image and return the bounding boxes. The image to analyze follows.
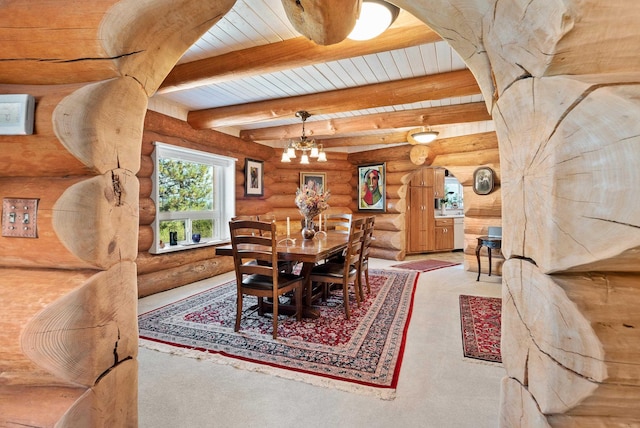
[358,162,386,212]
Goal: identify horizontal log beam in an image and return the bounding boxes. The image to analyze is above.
[187,70,481,129]
[158,19,440,94]
[241,102,490,142]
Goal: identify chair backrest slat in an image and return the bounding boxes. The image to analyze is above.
[324,213,352,233]
[229,220,279,282]
[344,217,365,272]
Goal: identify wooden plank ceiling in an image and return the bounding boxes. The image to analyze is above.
[150,0,493,153]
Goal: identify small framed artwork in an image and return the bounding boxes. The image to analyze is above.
[300,171,326,193]
[473,166,495,195]
[244,158,264,196]
[358,162,386,212]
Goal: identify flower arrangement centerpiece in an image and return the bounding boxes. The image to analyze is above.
[295,185,330,239]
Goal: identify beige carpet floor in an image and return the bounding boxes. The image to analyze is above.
[138,252,504,428]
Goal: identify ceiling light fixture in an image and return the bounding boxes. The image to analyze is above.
[347,0,400,41]
[281,110,327,164]
[408,126,439,144]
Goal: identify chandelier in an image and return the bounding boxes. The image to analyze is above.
[281,110,327,164]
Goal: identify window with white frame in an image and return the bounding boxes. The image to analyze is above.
[150,142,236,253]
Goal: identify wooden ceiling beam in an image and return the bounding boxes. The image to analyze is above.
[317,131,411,148]
[187,69,480,129]
[240,102,490,141]
[158,22,440,94]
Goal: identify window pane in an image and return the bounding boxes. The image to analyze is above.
[158,158,213,212]
[160,219,186,242]
[193,219,213,238]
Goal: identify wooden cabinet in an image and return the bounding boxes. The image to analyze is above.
[434,218,454,251]
[408,167,454,254]
[433,168,445,199]
[410,167,434,187]
[407,167,434,253]
[407,185,434,252]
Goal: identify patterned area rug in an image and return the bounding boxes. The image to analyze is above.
[138,269,418,399]
[390,259,460,272]
[459,295,502,363]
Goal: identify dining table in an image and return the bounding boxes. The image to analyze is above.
[215,231,350,317]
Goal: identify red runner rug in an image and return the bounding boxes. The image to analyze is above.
[391,259,460,272]
[459,295,502,363]
[139,269,418,399]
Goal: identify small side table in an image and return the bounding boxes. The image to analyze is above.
[476,236,502,281]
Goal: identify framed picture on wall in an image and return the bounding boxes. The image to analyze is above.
[244,158,264,196]
[473,166,494,195]
[358,162,386,212]
[300,172,326,193]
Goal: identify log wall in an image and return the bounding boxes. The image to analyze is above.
[0,0,237,426]
[137,111,355,296]
[348,132,502,271]
[3,1,638,426]
[397,0,640,425]
[139,111,502,293]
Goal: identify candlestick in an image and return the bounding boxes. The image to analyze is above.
[319,213,322,231]
[286,217,290,237]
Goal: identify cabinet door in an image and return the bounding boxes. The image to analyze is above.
[433,168,445,198]
[410,167,435,187]
[434,226,454,250]
[408,187,426,252]
[434,218,454,250]
[407,186,434,252]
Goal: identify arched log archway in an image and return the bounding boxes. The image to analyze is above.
[1,1,639,426]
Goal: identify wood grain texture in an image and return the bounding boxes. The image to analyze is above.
[503,259,640,419]
[280,0,358,45]
[160,19,440,94]
[52,170,139,269]
[53,78,147,174]
[21,262,138,386]
[495,76,640,273]
[187,70,481,128]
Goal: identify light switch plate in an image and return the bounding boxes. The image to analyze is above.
[2,198,39,238]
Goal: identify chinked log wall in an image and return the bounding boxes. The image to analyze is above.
[348,131,502,272]
[138,111,501,297]
[138,111,356,297]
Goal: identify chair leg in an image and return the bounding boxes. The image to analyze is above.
[342,280,351,320]
[295,284,303,321]
[272,293,278,339]
[235,293,243,332]
[364,267,371,294]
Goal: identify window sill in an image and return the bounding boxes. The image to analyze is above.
[150,240,221,254]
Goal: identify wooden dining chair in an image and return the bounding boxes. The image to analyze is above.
[229,219,303,339]
[323,213,352,233]
[323,212,352,264]
[257,214,296,273]
[310,217,365,319]
[357,215,376,298]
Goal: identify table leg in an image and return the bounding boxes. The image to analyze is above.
[476,243,481,281]
[488,248,492,277]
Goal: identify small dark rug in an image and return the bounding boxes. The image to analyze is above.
[391,259,460,272]
[138,269,418,399]
[459,295,502,363]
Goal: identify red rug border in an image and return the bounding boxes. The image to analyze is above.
[139,270,420,390]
